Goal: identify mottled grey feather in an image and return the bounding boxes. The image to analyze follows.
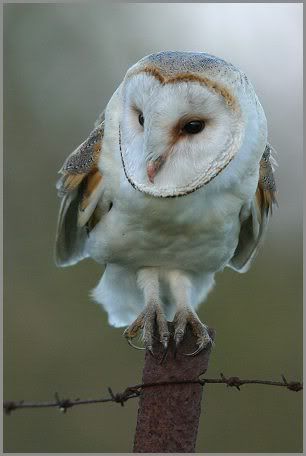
[132,51,248,88]
[144,51,237,74]
[62,124,104,174]
[258,143,277,204]
[55,112,105,266]
[56,119,104,197]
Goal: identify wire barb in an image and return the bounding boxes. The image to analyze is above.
[220,373,242,390]
[281,374,303,392]
[3,401,17,415]
[3,374,302,414]
[54,392,73,414]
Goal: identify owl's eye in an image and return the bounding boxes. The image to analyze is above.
[138,113,144,127]
[183,120,205,135]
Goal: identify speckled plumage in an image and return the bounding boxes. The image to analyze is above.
[129,51,245,84]
[56,121,104,198]
[259,144,277,193]
[63,123,104,175]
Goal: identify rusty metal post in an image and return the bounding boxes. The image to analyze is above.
[133,323,215,453]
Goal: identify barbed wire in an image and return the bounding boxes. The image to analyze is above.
[3,373,302,415]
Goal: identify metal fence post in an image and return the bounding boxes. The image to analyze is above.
[133,323,215,453]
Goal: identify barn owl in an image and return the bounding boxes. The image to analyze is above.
[55,51,276,356]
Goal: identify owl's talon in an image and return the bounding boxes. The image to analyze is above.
[159,345,168,364]
[183,342,205,357]
[173,309,212,356]
[126,337,146,351]
[174,328,185,346]
[123,303,169,354]
[183,335,213,356]
[160,333,170,350]
[147,345,155,357]
[123,321,147,350]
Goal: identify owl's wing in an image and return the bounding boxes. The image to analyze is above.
[55,114,106,267]
[228,144,277,272]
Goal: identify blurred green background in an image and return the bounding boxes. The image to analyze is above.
[4,3,302,453]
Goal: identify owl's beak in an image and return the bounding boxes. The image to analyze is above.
[146,156,166,183]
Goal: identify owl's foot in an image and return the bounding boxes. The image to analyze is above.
[173,309,213,356]
[123,303,169,355]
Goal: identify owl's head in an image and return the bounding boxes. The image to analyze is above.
[118,51,267,197]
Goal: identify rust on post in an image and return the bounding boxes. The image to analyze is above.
[133,324,215,453]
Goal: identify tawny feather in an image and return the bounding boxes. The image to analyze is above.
[56,121,104,197]
[79,169,103,212]
[61,173,86,192]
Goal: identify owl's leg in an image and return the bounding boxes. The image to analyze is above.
[123,268,169,354]
[168,271,212,356]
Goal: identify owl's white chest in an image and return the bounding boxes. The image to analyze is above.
[87,172,250,274]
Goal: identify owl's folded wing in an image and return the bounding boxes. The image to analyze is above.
[228,143,277,272]
[55,116,105,267]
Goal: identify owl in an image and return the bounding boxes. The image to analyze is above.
[55,51,276,356]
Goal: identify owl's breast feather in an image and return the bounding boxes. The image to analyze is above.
[86,179,246,274]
